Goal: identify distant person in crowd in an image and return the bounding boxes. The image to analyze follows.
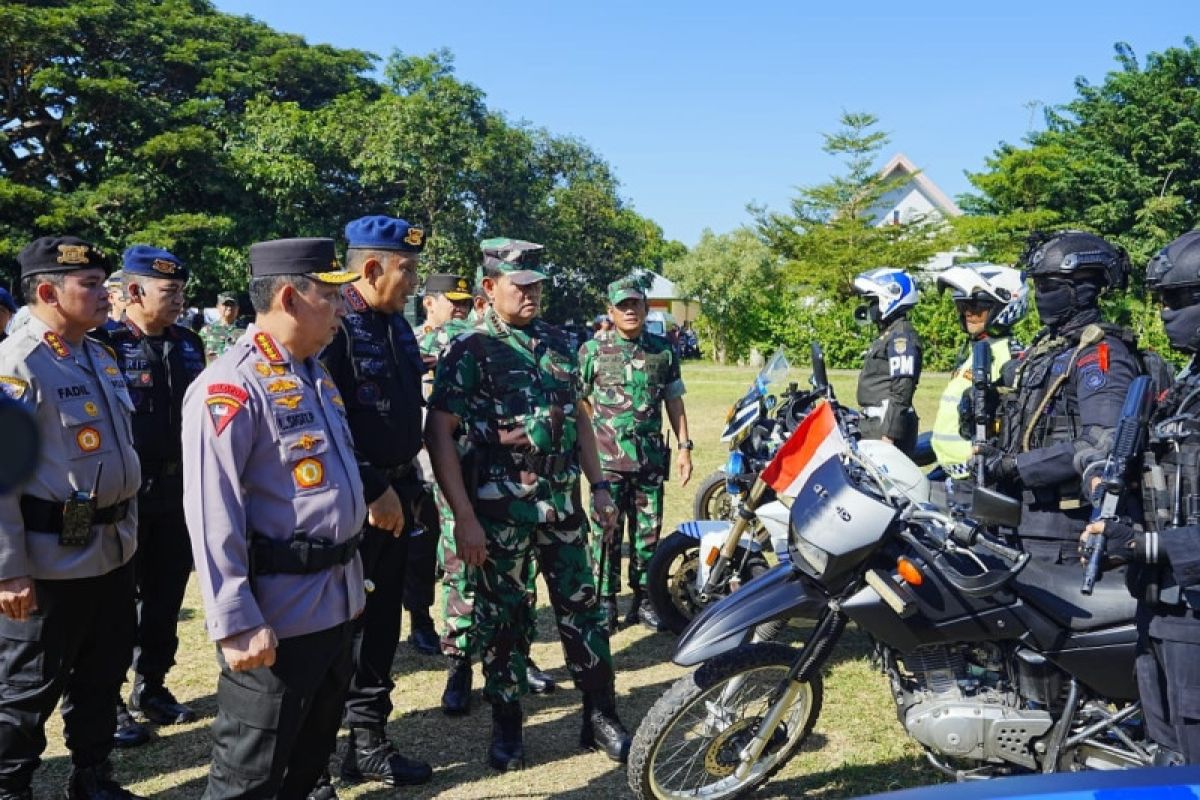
[0,289,16,343]
[103,270,127,331]
[201,292,243,362]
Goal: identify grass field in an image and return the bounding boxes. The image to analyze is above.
[33,360,950,799]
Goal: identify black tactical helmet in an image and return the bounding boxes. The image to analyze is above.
[1020,230,1129,290]
[1146,230,1200,294]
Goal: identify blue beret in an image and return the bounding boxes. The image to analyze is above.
[345,215,425,253]
[122,244,187,281]
[18,236,109,278]
[0,288,16,314]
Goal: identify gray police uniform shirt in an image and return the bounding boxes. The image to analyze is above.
[0,314,141,580]
[182,324,367,643]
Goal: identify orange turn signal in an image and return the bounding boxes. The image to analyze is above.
[706,547,720,567]
[896,557,924,586]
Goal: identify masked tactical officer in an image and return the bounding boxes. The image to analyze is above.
[201,292,242,362]
[1082,229,1200,764]
[316,216,434,788]
[978,231,1140,563]
[932,264,1027,484]
[579,275,692,633]
[0,236,143,800]
[183,237,366,800]
[853,267,923,456]
[419,273,555,716]
[96,246,206,748]
[425,237,632,771]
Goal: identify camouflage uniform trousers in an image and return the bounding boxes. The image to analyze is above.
[473,514,613,704]
[433,483,542,657]
[589,469,664,596]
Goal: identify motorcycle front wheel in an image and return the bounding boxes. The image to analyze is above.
[646,532,770,635]
[693,470,733,520]
[628,642,823,800]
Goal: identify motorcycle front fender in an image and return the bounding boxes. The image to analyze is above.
[673,563,826,667]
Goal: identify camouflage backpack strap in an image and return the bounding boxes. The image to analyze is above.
[1020,324,1105,452]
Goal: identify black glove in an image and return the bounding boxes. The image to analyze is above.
[957,385,999,442]
[977,444,1019,485]
[1081,521,1137,567]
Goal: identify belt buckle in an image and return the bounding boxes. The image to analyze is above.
[290,536,313,569]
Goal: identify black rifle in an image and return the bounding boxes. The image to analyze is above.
[1082,374,1154,594]
[972,340,992,483]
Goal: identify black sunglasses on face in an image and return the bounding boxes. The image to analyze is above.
[955,299,994,314]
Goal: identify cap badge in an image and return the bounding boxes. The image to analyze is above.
[405,227,425,247]
[56,244,90,265]
[151,259,178,275]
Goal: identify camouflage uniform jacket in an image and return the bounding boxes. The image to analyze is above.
[201,320,241,362]
[578,329,684,475]
[428,307,582,525]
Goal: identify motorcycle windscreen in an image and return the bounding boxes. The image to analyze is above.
[789,456,898,582]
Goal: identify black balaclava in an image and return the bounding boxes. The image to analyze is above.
[1162,304,1200,353]
[1035,276,1101,330]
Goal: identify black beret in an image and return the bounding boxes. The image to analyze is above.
[18,236,109,278]
[248,237,359,285]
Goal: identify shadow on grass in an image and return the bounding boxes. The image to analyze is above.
[769,754,944,799]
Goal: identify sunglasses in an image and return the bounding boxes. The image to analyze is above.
[954,299,994,315]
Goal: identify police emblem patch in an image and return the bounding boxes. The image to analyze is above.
[0,376,28,400]
[84,401,99,417]
[208,382,250,403]
[1082,367,1107,391]
[76,427,102,452]
[56,244,91,264]
[405,227,425,247]
[151,259,178,275]
[293,457,325,489]
[894,337,907,354]
[205,396,243,436]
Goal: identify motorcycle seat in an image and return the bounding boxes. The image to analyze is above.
[1012,560,1137,632]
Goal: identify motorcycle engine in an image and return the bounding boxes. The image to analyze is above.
[892,644,1053,770]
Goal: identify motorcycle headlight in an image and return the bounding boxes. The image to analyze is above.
[791,536,829,574]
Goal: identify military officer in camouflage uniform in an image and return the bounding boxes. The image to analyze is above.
[425,237,632,771]
[200,292,241,362]
[852,267,923,456]
[419,273,554,716]
[320,216,433,788]
[0,236,143,800]
[100,246,207,748]
[579,275,692,633]
[182,237,366,800]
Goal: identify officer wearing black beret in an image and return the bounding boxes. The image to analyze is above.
[0,236,144,799]
[320,216,433,787]
[95,246,206,747]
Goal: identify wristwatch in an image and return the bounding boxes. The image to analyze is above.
[590,480,613,493]
[678,439,695,450]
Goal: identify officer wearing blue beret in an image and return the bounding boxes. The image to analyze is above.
[94,246,206,747]
[182,237,367,800]
[320,216,433,787]
[0,236,144,799]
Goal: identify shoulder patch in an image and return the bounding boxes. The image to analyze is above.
[0,376,28,400]
[1081,366,1107,391]
[892,337,907,354]
[208,382,250,403]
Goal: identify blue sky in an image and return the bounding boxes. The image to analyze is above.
[213,1,1195,247]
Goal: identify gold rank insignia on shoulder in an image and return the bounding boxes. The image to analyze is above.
[274,394,304,410]
[0,376,28,400]
[253,332,286,364]
[43,331,70,359]
[56,244,91,264]
[405,227,425,247]
[151,259,178,275]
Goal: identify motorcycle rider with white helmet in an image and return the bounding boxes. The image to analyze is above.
[853,267,922,456]
[932,264,1028,485]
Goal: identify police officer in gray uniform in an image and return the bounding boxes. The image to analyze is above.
[182,237,366,800]
[852,267,923,456]
[0,236,143,800]
[979,231,1139,562]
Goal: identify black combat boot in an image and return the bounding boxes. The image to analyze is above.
[441,655,472,715]
[579,687,632,763]
[64,762,145,800]
[602,595,619,635]
[112,702,150,749]
[305,772,337,800]
[636,593,666,632]
[407,621,440,656]
[488,701,526,772]
[130,675,196,724]
[339,725,432,786]
[526,658,556,694]
[624,588,644,627]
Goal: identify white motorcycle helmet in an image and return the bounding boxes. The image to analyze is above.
[852,267,919,325]
[936,263,1028,335]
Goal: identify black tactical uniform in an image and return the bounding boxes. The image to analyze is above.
[319,216,433,787]
[986,232,1138,563]
[1097,230,1200,764]
[103,311,205,725]
[857,315,922,455]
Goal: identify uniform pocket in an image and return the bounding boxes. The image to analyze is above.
[281,432,332,496]
[0,615,47,688]
[215,671,284,780]
[58,398,114,461]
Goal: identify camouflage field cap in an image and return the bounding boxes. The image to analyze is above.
[480,237,547,285]
[607,275,646,305]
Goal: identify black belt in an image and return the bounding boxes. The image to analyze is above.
[20,495,130,533]
[249,531,363,576]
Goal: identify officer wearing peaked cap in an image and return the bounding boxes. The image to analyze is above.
[320,216,433,788]
[0,236,144,799]
[95,245,206,747]
[181,237,367,800]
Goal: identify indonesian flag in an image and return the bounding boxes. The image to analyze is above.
[759,400,846,499]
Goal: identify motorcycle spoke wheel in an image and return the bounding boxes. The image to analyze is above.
[629,643,822,800]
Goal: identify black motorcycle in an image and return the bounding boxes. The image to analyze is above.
[628,392,1151,799]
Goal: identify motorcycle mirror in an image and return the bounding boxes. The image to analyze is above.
[810,342,830,394]
[970,486,1022,528]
